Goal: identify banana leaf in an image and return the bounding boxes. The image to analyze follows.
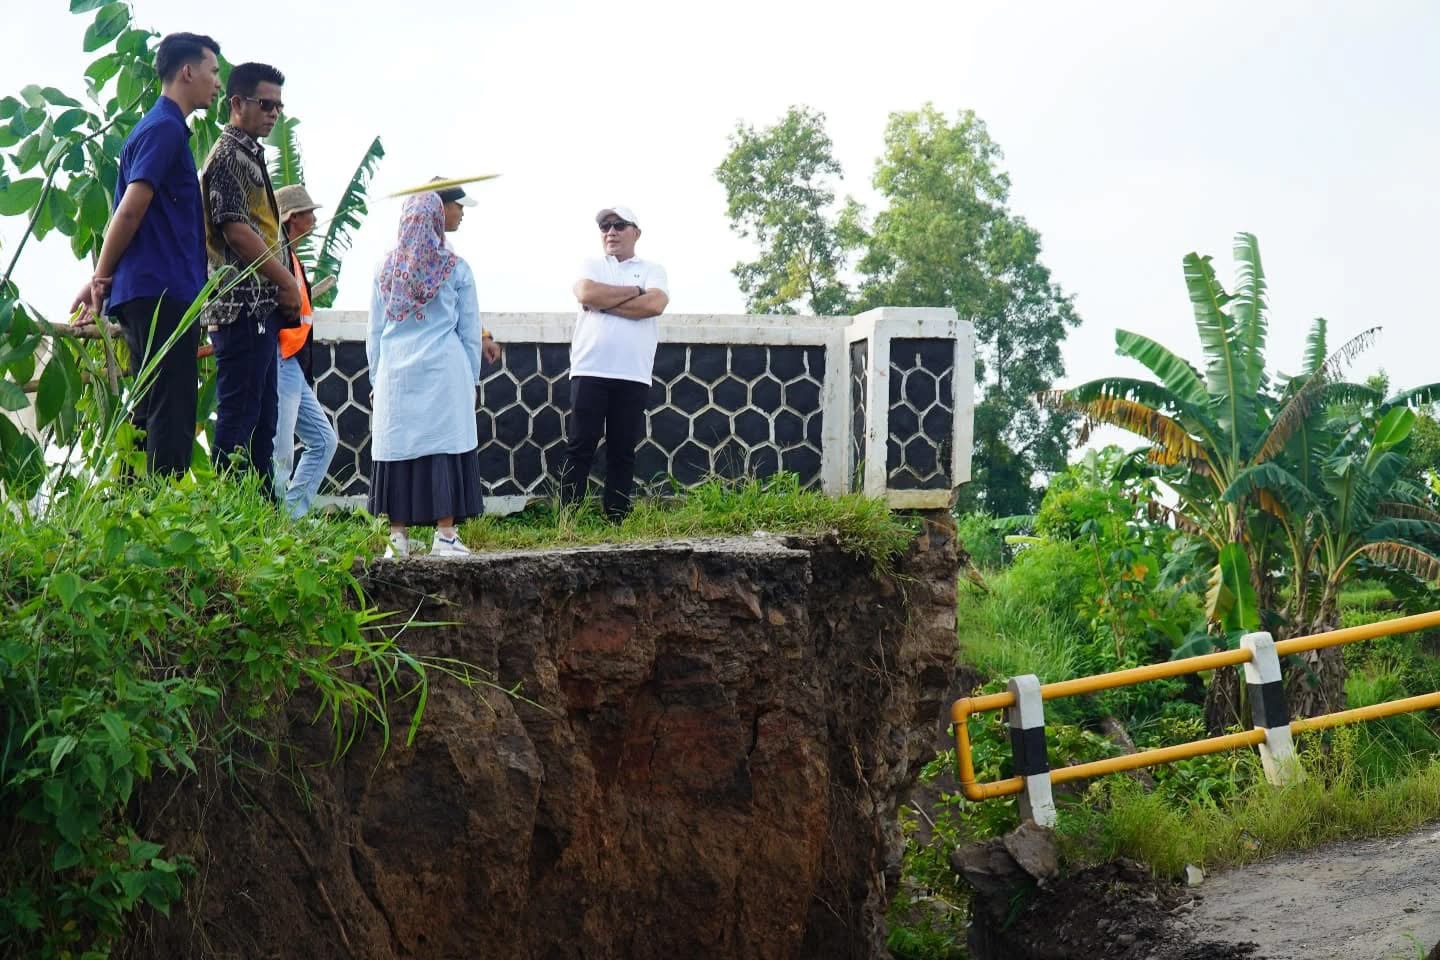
[314,136,385,308]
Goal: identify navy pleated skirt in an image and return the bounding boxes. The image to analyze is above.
[368,450,484,525]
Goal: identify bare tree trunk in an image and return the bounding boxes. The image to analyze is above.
[1204,663,1245,735]
[1285,601,1347,719]
[1099,715,1155,790]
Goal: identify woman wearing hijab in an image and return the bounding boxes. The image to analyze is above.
[367,191,498,557]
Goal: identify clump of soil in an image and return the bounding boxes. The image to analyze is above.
[967,858,1262,960]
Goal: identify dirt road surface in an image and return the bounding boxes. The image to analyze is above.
[1182,822,1440,959]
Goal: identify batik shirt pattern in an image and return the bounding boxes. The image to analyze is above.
[200,125,282,326]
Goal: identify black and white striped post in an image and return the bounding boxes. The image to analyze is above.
[1241,631,1302,785]
[1006,674,1056,826]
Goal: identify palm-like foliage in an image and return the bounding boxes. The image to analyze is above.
[264,119,384,307]
[1055,235,1293,621]
[266,114,306,192]
[313,136,384,308]
[1258,403,1440,715]
[1051,232,1440,722]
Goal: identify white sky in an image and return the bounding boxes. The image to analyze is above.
[4,0,1437,412]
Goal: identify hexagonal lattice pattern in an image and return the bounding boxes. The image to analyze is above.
[577,343,828,493]
[312,342,373,497]
[849,339,868,492]
[475,343,571,496]
[313,341,829,499]
[886,338,954,490]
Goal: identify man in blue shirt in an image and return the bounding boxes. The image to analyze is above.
[72,32,222,477]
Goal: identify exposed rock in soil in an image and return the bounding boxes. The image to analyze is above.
[950,820,1059,896]
[122,516,957,959]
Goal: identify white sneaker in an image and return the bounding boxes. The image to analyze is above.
[383,531,411,559]
[430,532,472,557]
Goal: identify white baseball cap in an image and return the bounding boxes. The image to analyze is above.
[432,176,478,207]
[595,206,639,227]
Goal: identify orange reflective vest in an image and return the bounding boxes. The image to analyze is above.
[278,252,313,360]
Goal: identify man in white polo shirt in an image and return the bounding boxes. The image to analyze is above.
[561,205,669,521]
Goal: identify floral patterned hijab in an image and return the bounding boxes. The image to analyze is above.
[377,192,459,323]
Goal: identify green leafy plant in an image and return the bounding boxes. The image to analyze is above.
[0,475,440,957]
[265,114,384,305]
[1054,233,1440,723]
[459,472,916,567]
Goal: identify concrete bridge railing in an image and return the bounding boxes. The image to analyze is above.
[309,306,974,512]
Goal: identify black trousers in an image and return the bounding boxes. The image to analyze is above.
[210,309,279,498]
[113,295,201,477]
[561,375,649,520]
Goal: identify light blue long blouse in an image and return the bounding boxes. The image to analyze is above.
[367,257,484,462]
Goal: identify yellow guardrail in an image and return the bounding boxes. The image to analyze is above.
[951,610,1440,805]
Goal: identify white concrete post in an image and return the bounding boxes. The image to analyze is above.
[951,318,975,485]
[818,327,849,495]
[1006,674,1056,827]
[1240,631,1303,786]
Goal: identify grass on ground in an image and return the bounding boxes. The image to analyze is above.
[452,474,917,565]
[1058,740,1440,877]
[890,566,1440,959]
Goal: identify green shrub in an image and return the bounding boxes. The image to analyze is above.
[1057,731,1440,877]
[0,477,433,958]
[1003,538,1094,627]
[954,512,1006,570]
[957,573,1089,684]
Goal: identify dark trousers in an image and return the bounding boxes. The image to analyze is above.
[113,295,201,477]
[561,375,649,520]
[210,310,280,498]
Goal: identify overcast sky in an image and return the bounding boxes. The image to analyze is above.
[4,0,1437,410]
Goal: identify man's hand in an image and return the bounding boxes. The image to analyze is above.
[483,336,502,364]
[606,289,669,321]
[275,274,303,317]
[574,279,650,311]
[69,275,111,325]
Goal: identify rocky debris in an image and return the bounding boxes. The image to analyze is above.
[950,820,1060,896]
[122,516,958,960]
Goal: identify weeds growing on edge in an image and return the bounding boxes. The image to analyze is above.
[0,475,444,957]
[458,473,917,568]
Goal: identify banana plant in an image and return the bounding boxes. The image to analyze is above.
[266,117,384,308]
[1049,233,1440,723]
[1240,401,1440,715]
[266,113,306,193]
[312,136,384,308]
[1053,236,1299,602]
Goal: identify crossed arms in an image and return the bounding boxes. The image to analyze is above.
[573,279,669,320]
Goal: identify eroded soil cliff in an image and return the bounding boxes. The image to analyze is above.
[124,517,956,960]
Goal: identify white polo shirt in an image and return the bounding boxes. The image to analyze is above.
[570,255,669,385]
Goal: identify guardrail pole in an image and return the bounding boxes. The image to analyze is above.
[954,612,1440,808]
[1007,674,1055,827]
[1240,631,1302,786]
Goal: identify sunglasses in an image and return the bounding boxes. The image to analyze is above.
[240,95,284,114]
[598,220,633,233]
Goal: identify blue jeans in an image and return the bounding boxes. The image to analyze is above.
[272,351,338,518]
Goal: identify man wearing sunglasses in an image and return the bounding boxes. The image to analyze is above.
[561,206,669,521]
[200,61,302,496]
